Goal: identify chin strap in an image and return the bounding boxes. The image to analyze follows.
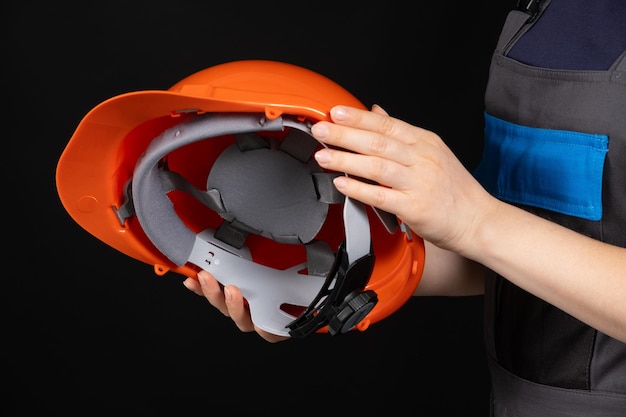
[286,188,379,336]
[287,241,377,337]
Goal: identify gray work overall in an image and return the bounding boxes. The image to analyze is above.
[474,1,626,415]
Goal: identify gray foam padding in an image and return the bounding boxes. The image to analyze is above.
[132,113,285,266]
[207,135,327,244]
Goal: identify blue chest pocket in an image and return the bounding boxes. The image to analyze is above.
[474,113,609,221]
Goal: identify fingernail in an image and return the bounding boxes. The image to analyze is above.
[311,122,328,138]
[314,149,331,164]
[333,176,347,190]
[331,106,347,121]
[371,104,389,115]
[224,287,232,302]
[197,271,207,287]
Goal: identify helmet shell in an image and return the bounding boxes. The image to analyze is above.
[56,60,424,332]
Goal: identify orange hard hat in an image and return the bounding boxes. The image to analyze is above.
[56,60,425,337]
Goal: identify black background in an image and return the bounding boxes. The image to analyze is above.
[6,1,514,415]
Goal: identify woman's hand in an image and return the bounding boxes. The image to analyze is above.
[310,104,496,255]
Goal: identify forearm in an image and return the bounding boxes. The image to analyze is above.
[466,200,626,343]
[414,241,485,296]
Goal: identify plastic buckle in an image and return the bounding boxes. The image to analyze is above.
[287,241,377,337]
[516,0,541,21]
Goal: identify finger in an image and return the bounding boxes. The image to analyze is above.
[223,286,291,342]
[196,272,290,341]
[331,174,406,216]
[330,105,398,132]
[371,104,389,116]
[223,285,255,333]
[314,147,411,192]
[197,270,229,316]
[312,124,413,169]
[311,118,426,171]
[182,277,203,296]
[317,105,425,147]
[254,327,291,343]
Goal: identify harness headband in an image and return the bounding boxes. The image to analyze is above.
[130,112,376,336]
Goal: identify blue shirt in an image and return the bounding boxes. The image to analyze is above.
[507,0,626,70]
